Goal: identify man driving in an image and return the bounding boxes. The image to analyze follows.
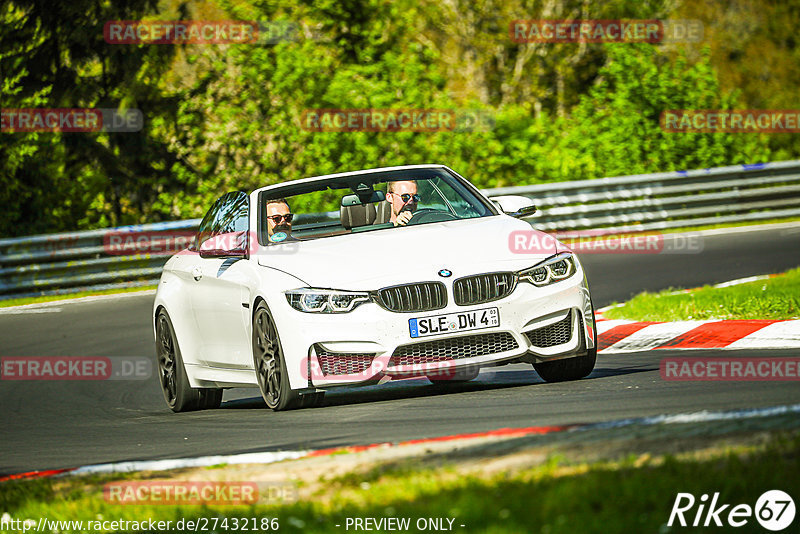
[386,180,419,226]
[266,198,297,242]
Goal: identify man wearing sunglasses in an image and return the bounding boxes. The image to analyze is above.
[387,180,419,226]
[266,198,297,242]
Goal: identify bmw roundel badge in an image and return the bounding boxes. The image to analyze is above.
[438,269,452,278]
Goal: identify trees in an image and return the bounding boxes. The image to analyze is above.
[0,0,180,236]
[0,0,790,235]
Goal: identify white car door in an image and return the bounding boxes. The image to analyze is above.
[190,192,253,369]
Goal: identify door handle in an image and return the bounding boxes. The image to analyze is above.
[191,266,203,281]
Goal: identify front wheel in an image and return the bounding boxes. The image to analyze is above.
[252,302,301,411]
[155,310,222,412]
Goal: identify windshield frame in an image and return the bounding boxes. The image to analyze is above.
[256,167,498,246]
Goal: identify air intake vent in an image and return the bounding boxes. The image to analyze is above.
[389,332,518,367]
[525,311,573,348]
[316,346,375,376]
[377,282,447,313]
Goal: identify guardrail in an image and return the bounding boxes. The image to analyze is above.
[0,220,201,300]
[483,159,800,233]
[2,160,800,299]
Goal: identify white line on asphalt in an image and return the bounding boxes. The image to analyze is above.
[70,450,308,476]
[0,308,63,314]
[0,290,156,311]
[60,403,800,478]
[713,275,774,288]
[686,221,800,237]
[586,403,800,430]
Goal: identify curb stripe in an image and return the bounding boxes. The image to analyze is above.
[600,321,707,353]
[307,425,576,457]
[0,468,75,482]
[727,320,800,349]
[596,320,635,336]
[4,404,799,483]
[656,320,779,349]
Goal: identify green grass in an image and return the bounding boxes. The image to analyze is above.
[2,433,798,533]
[0,285,157,308]
[547,216,800,239]
[604,267,800,321]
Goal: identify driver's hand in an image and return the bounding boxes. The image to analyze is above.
[394,211,413,226]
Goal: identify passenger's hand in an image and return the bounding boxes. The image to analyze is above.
[394,211,413,226]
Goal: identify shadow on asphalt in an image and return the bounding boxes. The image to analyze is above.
[219,364,655,410]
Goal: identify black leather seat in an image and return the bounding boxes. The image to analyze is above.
[375,200,392,224]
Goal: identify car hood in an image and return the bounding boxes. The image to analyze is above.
[256,216,560,290]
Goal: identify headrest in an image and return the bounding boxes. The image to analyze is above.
[340,203,378,229]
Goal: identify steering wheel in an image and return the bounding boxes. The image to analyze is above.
[406,208,459,225]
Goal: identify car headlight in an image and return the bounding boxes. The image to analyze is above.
[284,288,371,313]
[517,253,576,287]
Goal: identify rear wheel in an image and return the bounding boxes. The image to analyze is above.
[533,309,597,383]
[252,302,301,411]
[155,311,222,412]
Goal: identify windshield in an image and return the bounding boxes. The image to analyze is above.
[257,168,495,244]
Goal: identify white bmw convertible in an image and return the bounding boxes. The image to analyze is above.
[153,165,597,412]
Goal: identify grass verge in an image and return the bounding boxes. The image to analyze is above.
[603,267,800,321]
[639,215,800,235]
[1,432,798,533]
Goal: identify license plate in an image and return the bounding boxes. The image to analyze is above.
[409,307,499,338]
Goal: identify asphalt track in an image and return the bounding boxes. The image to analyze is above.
[1,224,799,475]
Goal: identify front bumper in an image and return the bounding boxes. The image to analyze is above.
[274,274,594,390]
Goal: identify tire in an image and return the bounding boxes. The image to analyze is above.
[155,310,223,412]
[533,309,597,383]
[300,391,326,408]
[252,302,301,411]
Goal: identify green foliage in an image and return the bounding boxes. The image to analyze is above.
[0,0,183,236]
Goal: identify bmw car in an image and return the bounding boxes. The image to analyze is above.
[152,165,597,412]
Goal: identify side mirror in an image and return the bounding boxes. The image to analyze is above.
[198,232,247,258]
[489,195,537,218]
